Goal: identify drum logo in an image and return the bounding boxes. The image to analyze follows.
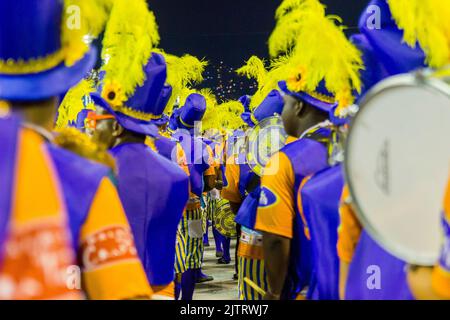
[375,140,390,196]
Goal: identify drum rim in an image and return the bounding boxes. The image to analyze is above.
[344,71,450,266]
[246,115,287,177]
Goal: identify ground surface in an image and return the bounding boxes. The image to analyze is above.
[194,234,238,300]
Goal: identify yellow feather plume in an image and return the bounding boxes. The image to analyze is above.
[202,100,245,132]
[237,54,294,110]
[101,0,160,107]
[218,101,245,130]
[387,0,450,68]
[236,56,268,88]
[199,88,218,109]
[269,0,363,111]
[56,78,95,129]
[269,0,324,57]
[156,50,208,115]
[62,0,114,66]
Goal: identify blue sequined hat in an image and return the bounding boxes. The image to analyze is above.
[350,33,390,101]
[241,89,284,127]
[93,52,166,137]
[176,93,207,130]
[278,81,338,115]
[0,0,98,101]
[91,92,159,137]
[151,84,173,126]
[238,95,252,113]
[359,0,426,76]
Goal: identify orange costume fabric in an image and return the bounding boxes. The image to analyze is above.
[432,177,450,298]
[336,185,363,264]
[0,128,152,300]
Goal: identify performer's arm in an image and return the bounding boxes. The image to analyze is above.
[407,266,448,300]
[222,160,243,212]
[214,166,224,190]
[203,144,218,192]
[255,152,295,300]
[339,261,350,300]
[262,232,291,299]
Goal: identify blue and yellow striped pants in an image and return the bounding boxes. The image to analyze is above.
[174,229,187,274]
[178,207,204,270]
[238,256,268,300]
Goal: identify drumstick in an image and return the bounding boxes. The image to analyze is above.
[244,277,266,296]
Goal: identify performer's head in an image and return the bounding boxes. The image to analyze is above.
[281,94,329,138]
[9,98,60,131]
[89,52,166,148]
[88,104,148,150]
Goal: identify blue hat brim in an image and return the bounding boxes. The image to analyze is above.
[278,81,337,114]
[0,47,97,101]
[150,114,169,127]
[91,93,159,138]
[241,112,256,127]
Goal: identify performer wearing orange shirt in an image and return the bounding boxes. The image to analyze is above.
[0,0,152,300]
[170,94,217,300]
[254,0,363,300]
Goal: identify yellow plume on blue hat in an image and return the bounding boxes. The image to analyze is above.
[179,88,216,129]
[157,51,208,114]
[236,56,268,90]
[62,0,114,67]
[237,55,293,110]
[101,0,160,106]
[387,0,450,68]
[219,100,246,130]
[202,100,245,132]
[56,78,95,129]
[269,0,363,112]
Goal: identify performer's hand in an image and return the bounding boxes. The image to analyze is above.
[215,180,224,190]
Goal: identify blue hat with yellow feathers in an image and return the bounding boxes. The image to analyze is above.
[91,0,163,137]
[151,84,173,126]
[359,0,449,74]
[0,0,112,101]
[241,89,284,127]
[269,0,364,116]
[176,93,207,130]
[91,53,164,137]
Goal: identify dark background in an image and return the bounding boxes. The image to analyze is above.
[146,0,369,101]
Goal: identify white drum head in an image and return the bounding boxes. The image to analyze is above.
[345,73,450,265]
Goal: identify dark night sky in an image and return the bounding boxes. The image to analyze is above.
[146,0,369,100]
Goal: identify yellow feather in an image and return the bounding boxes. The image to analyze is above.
[62,0,114,66]
[101,0,160,104]
[155,50,208,114]
[236,56,268,88]
[236,54,294,110]
[56,78,95,129]
[269,0,363,111]
[202,100,245,131]
[387,0,450,68]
